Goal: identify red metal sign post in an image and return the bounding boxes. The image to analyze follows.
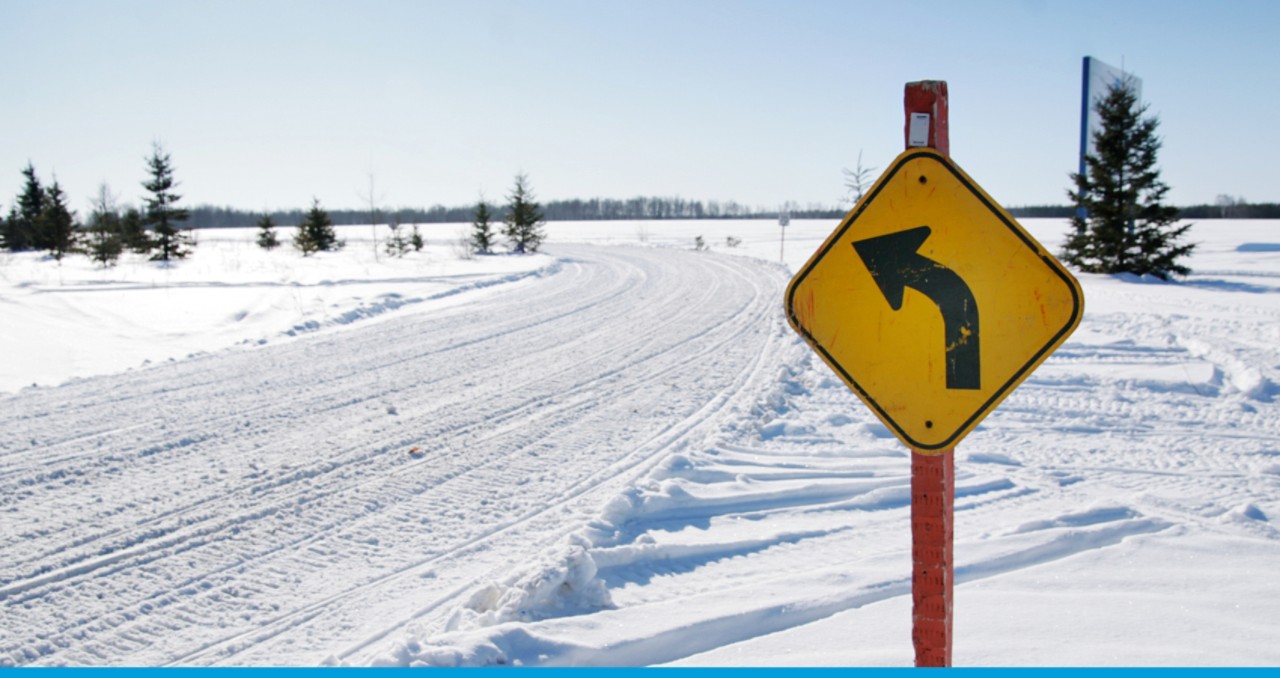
[904,80,954,668]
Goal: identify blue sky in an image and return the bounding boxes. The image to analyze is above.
[2,0,1276,213]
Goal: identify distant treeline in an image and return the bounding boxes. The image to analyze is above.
[186,198,1280,229]
[1178,202,1280,219]
[1004,203,1280,219]
[186,198,845,229]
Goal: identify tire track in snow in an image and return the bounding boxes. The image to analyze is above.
[173,250,791,666]
[0,246,660,649]
[4,248,738,585]
[0,245,791,666]
[367,344,1178,667]
[0,253,703,578]
[0,252,660,572]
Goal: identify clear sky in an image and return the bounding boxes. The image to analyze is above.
[3,0,1276,213]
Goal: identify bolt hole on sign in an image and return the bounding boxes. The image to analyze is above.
[785,148,1083,452]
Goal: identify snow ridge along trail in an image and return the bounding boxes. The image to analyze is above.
[0,244,792,666]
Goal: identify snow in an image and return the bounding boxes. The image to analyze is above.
[0,230,552,394]
[1,218,1279,666]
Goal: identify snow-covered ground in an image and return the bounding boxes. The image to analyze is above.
[1,218,1278,666]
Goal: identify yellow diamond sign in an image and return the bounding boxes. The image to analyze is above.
[786,148,1083,451]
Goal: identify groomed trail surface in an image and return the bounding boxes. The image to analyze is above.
[369,234,1280,667]
[0,244,793,666]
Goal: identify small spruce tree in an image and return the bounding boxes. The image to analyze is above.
[142,142,192,261]
[471,199,496,254]
[503,174,545,254]
[5,163,46,252]
[119,207,153,253]
[40,179,79,261]
[384,216,410,257]
[85,184,124,267]
[410,224,424,252]
[1063,81,1193,279]
[294,198,342,256]
[256,213,281,250]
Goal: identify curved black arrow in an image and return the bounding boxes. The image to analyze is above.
[852,226,981,390]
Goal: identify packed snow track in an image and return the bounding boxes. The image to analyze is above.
[0,244,792,666]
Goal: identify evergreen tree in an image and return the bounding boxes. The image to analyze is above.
[40,179,79,261]
[384,216,409,257]
[410,224,424,252]
[1063,81,1193,279]
[503,173,545,254]
[142,142,192,261]
[119,207,154,253]
[294,198,342,256]
[256,213,281,250]
[85,184,124,267]
[4,163,45,252]
[471,199,496,254]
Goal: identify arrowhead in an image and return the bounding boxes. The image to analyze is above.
[852,226,933,310]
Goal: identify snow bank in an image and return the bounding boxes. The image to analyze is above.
[0,225,554,394]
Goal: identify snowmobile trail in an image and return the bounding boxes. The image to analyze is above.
[367,252,1280,668]
[0,244,792,666]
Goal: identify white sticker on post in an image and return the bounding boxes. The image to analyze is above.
[909,112,931,147]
